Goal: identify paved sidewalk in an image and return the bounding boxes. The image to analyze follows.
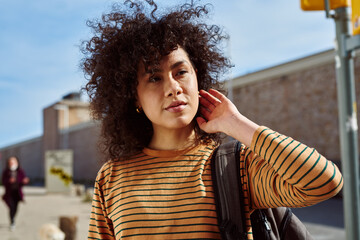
[0,187,92,240]
[0,187,346,240]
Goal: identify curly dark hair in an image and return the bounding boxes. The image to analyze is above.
[81,0,232,160]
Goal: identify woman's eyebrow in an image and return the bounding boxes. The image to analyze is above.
[170,60,187,70]
[143,60,188,76]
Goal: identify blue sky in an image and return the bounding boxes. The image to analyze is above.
[0,0,334,148]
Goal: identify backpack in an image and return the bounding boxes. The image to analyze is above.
[211,140,313,240]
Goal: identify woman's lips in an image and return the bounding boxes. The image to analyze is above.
[166,101,186,112]
[166,104,186,112]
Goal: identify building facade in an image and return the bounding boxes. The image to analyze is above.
[228,49,360,166]
[0,93,103,185]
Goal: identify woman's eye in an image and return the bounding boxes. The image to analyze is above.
[176,70,188,76]
[149,76,161,82]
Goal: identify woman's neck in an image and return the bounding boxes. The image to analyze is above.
[148,124,196,151]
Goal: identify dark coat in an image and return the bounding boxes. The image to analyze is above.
[2,168,27,207]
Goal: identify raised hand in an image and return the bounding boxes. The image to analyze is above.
[196,89,259,146]
[197,89,238,134]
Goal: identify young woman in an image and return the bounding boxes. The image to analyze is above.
[2,156,29,231]
[82,1,343,239]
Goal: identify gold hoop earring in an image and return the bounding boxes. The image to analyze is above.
[136,107,142,113]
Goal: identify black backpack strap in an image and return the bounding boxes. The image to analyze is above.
[212,141,313,240]
[211,140,247,240]
[279,208,292,239]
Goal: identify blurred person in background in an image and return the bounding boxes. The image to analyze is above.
[2,156,29,231]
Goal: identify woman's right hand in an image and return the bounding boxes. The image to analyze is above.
[197,89,259,147]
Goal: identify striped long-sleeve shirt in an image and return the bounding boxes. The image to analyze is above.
[88,126,343,239]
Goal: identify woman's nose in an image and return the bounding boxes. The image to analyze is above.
[165,76,183,97]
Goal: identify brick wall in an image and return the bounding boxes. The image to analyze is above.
[231,52,360,164]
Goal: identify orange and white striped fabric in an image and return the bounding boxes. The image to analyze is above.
[88,126,343,240]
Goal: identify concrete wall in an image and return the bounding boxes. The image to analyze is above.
[1,97,98,186]
[0,137,43,184]
[43,106,59,152]
[1,122,103,185]
[59,122,103,184]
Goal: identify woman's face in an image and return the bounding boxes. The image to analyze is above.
[8,157,18,170]
[136,47,199,133]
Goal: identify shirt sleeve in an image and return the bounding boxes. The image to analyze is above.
[88,164,115,240]
[243,126,343,210]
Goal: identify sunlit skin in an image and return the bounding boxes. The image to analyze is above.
[136,47,199,150]
[136,47,259,151]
